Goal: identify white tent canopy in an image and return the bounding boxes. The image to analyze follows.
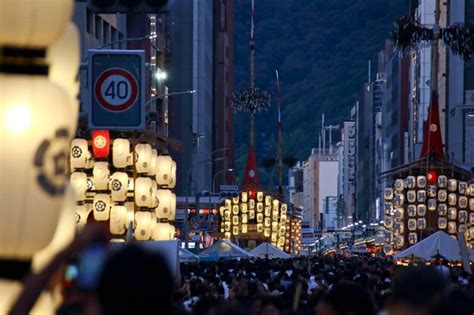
[199,240,251,260]
[179,247,199,262]
[250,242,291,259]
[394,231,464,262]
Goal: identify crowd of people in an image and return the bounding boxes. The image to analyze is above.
[6,224,474,315]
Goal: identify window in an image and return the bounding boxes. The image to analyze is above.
[95,15,102,40]
[86,8,93,34]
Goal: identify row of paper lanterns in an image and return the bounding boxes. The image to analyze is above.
[219,191,288,249]
[383,175,474,252]
[70,138,177,241]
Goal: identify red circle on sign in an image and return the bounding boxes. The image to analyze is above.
[95,68,138,112]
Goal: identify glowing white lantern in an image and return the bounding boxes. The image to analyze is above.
[384,188,394,200]
[271,233,277,244]
[231,204,239,215]
[70,172,87,201]
[448,179,457,192]
[110,206,127,235]
[448,193,457,206]
[459,210,468,223]
[242,214,248,224]
[112,139,133,168]
[264,228,271,237]
[416,176,426,188]
[459,224,467,234]
[394,236,404,248]
[272,211,279,221]
[438,175,447,188]
[448,207,457,220]
[70,139,90,170]
[224,221,230,232]
[135,177,153,207]
[0,74,75,258]
[257,191,263,202]
[438,190,447,202]
[232,226,239,235]
[223,210,230,221]
[427,185,436,198]
[225,199,231,208]
[438,204,447,216]
[257,213,263,223]
[242,224,248,234]
[384,217,393,229]
[248,199,255,209]
[134,211,152,240]
[169,161,177,189]
[257,202,263,212]
[155,155,174,186]
[405,176,416,189]
[75,204,92,230]
[469,184,474,196]
[448,221,457,234]
[48,23,80,130]
[459,182,468,195]
[232,216,239,225]
[232,195,239,204]
[394,179,404,191]
[265,195,272,206]
[224,232,231,240]
[281,203,288,213]
[249,210,255,220]
[427,199,437,211]
[152,223,175,240]
[417,204,426,216]
[394,222,404,235]
[407,218,417,231]
[407,205,416,217]
[241,203,248,213]
[406,191,416,203]
[417,218,426,230]
[257,223,264,233]
[109,172,128,202]
[393,208,404,220]
[417,190,426,203]
[459,196,468,209]
[93,194,110,221]
[155,189,176,220]
[272,199,280,211]
[393,193,404,207]
[408,233,417,245]
[241,191,248,203]
[134,143,152,174]
[150,181,158,208]
[470,213,474,224]
[438,217,447,229]
[383,244,393,255]
[93,162,110,191]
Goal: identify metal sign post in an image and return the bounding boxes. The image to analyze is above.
[88,50,145,130]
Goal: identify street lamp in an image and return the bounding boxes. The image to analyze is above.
[212,168,234,193]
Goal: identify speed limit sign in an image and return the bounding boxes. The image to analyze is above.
[88,50,145,130]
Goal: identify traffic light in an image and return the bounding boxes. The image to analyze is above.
[87,0,174,13]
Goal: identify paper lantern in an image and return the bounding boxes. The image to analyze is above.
[241,191,248,203]
[438,217,447,229]
[417,204,426,216]
[459,196,468,209]
[448,207,457,220]
[257,191,263,202]
[265,195,272,206]
[448,193,457,206]
[248,199,255,209]
[272,211,279,221]
[134,144,152,174]
[417,218,426,230]
[407,205,416,217]
[393,193,404,207]
[459,210,468,224]
[383,244,393,255]
[459,182,468,195]
[232,216,239,225]
[407,219,417,231]
[427,199,437,211]
[384,217,393,229]
[249,210,255,219]
[75,204,92,230]
[438,175,447,188]
[394,179,405,191]
[384,188,393,200]
[394,222,404,235]
[155,155,174,186]
[0,74,75,258]
[271,233,278,244]
[169,160,177,189]
[264,217,271,227]
[257,202,263,212]
[257,223,264,233]
[448,179,457,192]
[150,181,159,208]
[416,176,426,188]
[405,176,416,189]
[394,208,404,220]
[223,210,230,221]
[406,191,416,203]
[394,236,404,248]
[257,213,263,223]
[438,190,447,202]
[224,221,230,232]
[280,215,287,224]
[93,194,111,221]
[152,223,175,241]
[135,177,153,208]
[271,222,278,231]
[264,228,271,237]
[264,206,271,217]
[155,189,176,220]
[384,231,393,243]
[242,214,248,224]
[469,184,474,196]
[448,221,457,234]
[135,211,152,240]
[224,232,231,240]
[148,149,158,176]
[279,226,286,236]
[468,227,474,240]
[437,204,447,216]
[232,205,239,215]
[470,212,474,224]
[281,203,288,213]
[417,190,426,203]
[241,203,248,213]
[459,224,467,234]
[427,185,436,198]
[70,172,88,201]
[408,233,417,245]
[225,199,231,208]
[232,195,239,204]
[112,138,132,168]
[241,224,248,234]
[278,237,285,247]
[86,176,95,192]
[273,199,280,210]
[110,205,127,235]
[93,162,110,191]
[70,139,90,170]
[109,172,128,202]
[91,130,110,158]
